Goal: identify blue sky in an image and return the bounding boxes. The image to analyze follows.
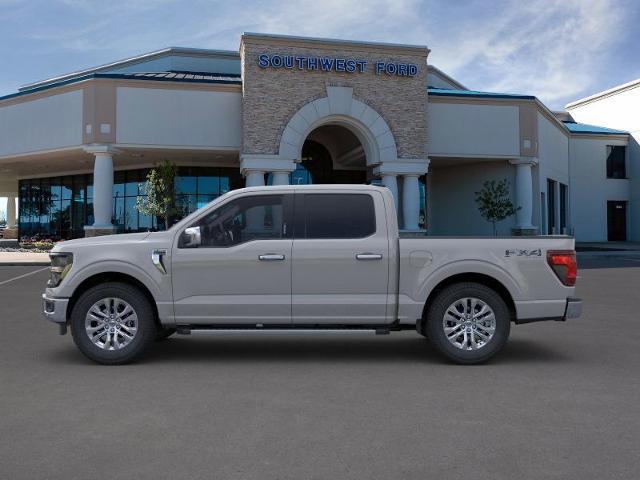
[1,0,639,108]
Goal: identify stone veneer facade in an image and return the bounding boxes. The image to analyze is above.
[240,34,430,161]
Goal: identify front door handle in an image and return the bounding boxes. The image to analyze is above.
[356,253,383,260]
[259,254,285,261]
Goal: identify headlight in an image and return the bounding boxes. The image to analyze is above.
[47,253,73,288]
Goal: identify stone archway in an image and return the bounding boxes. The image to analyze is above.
[278,86,398,166]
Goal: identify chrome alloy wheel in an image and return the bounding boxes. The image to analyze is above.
[442,297,496,351]
[84,297,138,350]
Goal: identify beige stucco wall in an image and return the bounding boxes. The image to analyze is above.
[240,35,429,160]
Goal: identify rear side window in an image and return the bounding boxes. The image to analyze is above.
[301,193,376,239]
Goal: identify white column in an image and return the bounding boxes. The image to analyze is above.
[6,196,16,229]
[84,146,118,235]
[271,171,290,186]
[510,158,537,230]
[402,174,420,231]
[92,152,114,227]
[245,170,265,187]
[381,174,399,213]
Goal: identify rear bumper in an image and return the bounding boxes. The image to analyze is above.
[564,297,582,320]
[42,293,69,324]
[515,297,582,324]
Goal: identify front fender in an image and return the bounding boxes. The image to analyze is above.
[50,259,168,304]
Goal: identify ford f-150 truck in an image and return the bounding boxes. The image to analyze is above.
[42,185,581,365]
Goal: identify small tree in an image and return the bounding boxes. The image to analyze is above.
[474,179,520,236]
[136,160,178,229]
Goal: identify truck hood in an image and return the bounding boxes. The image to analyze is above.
[52,232,152,252]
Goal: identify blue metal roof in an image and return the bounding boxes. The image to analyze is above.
[0,71,242,102]
[562,121,628,135]
[427,87,536,100]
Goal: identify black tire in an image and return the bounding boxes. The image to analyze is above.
[70,282,157,365]
[155,327,176,341]
[425,282,511,364]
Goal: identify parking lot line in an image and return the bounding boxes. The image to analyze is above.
[0,267,49,287]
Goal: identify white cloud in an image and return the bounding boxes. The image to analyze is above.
[426,0,631,108]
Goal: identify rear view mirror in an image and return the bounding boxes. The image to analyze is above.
[181,226,201,248]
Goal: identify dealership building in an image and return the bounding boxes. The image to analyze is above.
[0,33,636,241]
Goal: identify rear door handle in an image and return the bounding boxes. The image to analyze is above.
[259,254,285,261]
[356,253,383,260]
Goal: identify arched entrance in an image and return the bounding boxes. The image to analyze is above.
[294,124,368,185]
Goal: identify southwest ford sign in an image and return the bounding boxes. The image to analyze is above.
[257,54,418,77]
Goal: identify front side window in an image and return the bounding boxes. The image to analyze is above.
[300,193,376,239]
[193,195,288,247]
[606,146,626,179]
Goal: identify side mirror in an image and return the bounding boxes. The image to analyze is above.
[181,226,201,248]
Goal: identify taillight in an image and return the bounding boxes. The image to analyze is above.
[547,250,577,286]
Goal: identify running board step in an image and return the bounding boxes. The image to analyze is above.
[177,327,391,336]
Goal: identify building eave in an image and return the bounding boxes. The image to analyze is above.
[1,73,242,105]
[565,78,640,109]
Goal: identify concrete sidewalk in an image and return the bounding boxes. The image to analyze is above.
[0,252,50,265]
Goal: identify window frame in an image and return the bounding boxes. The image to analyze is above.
[606,145,627,179]
[293,192,377,240]
[179,193,293,249]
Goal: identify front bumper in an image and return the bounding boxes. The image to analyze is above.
[42,293,69,325]
[564,297,582,319]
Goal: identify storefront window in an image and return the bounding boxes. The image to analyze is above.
[18,167,242,239]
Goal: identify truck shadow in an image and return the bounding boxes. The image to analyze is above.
[132,335,569,365]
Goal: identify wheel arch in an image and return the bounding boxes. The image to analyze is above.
[418,273,517,332]
[66,272,161,329]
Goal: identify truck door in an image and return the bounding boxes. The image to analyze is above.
[291,190,390,325]
[171,193,293,325]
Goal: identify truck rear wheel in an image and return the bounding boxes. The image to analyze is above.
[70,282,157,365]
[425,282,510,364]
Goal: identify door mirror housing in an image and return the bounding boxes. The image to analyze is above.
[180,226,202,248]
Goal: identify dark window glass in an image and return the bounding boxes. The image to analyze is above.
[113,171,125,198]
[72,176,85,200]
[125,171,140,196]
[419,175,427,230]
[124,197,138,232]
[560,183,568,232]
[50,178,61,204]
[547,179,556,235]
[175,174,197,195]
[194,195,287,247]
[197,176,219,195]
[220,177,231,194]
[303,194,375,239]
[113,197,125,231]
[86,175,94,199]
[606,146,626,179]
[61,178,73,200]
[60,199,71,238]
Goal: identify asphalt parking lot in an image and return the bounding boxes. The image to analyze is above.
[1,257,639,480]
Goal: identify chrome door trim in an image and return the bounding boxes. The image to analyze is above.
[258,254,286,261]
[355,253,383,260]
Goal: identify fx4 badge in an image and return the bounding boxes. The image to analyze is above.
[505,248,542,258]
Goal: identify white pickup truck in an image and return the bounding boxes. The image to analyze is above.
[42,185,581,365]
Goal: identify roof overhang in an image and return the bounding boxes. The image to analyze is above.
[19,47,240,93]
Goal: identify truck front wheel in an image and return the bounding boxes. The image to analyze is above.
[70,282,157,365]
[425,282,510,364]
